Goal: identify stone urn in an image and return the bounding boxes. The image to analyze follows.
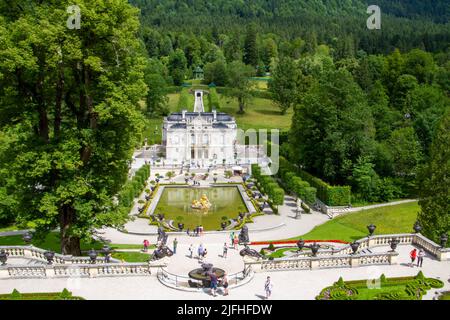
[389,238,400,252]
[44,251,55,265]
[413,222,422,233]
[22,232,33,245]
[296,239,305,252]
[88,249,97,264]
[367,224,376,237]
[0,249,8,266]
[440,234,448,248]
[310,243,320,257]
[350,241,360,254]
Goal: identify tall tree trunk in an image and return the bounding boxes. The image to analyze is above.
[238,97,245,114]
[54,61,64,139]
[60,205,81,256]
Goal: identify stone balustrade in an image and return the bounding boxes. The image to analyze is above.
[292,233,448,261]
[248,252,398,272]
[0,262,165,279]
[0,245,120,265]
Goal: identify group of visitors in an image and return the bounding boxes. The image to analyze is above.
[195,243,208,261]
[230,231,239,249]
[410,248,426,267]
[187,225,204,237]
[209,272,229,297]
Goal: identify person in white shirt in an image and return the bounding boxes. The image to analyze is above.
[417,249,426,267]
[264,276,273,299]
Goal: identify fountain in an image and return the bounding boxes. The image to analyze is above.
[188,263,225,288]
[191,194,212,210]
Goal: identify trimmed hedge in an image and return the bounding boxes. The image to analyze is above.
[0,289,84,300]
[251,164,284,206]
[207,87,221,112]
[177,88,190,111]
[279,156,351,206]
[118,165,151,211]
[277,159,317,205]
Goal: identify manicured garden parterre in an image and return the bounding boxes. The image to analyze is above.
[316,272,444,300]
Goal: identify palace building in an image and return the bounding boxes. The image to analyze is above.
[162,90,238,165]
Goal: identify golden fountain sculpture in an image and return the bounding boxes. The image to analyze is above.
[191,194,212,210]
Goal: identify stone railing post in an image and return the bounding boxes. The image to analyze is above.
[89,266,98,278]
[310,259,319,270]
[45,266,56,278]
[0,268,9,278]
[350,255,360,268]
[387,252,397,265]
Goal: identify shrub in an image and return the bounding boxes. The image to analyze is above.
[10,289,21,300]
[304,187,317,204]
[268,243,275,251]
[272,188,285,206]
[59,288,72,300]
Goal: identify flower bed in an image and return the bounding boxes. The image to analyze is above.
[250,239,350,246]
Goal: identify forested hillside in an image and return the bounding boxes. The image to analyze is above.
[130,0,450,53]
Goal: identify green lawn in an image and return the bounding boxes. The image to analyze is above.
[288,201,420,242]
[219,95,292,132]
[111,251,151,262]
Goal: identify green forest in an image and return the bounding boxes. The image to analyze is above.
[0,0,448,253]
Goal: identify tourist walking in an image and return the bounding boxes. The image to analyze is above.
[105,252,111,263]
[417,249,425,267]
[198,244,204,260]
[173,238,178,254]
[203,248,208,260]
[143,239,149,252]
[222,272,229,296]
[410,248,417,267]
[210,272,218,297]
[223,243,228,258]
[264,276,273,300]
[233,235,239,250]
[230,232,235,247]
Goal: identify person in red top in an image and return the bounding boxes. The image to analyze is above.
[143,239,149,252]
[409,248,417,267]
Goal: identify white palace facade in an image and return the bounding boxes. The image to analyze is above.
[162,90,238,165]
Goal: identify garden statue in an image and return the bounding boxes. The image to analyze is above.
[240,245,263,259]
[238,225,250,244]
[191,194,212,210]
